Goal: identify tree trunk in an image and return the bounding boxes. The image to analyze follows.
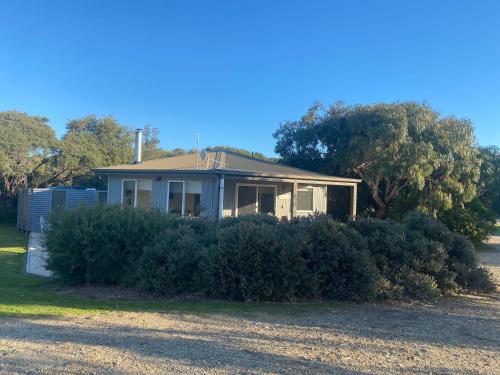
[369,180,388,219]
[375,204,386,219]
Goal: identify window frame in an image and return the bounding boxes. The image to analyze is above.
[296,186,314,213]
[166,180,186,215]
[121,179,152,209]
[166,180,203,217]
[235,183,278,217]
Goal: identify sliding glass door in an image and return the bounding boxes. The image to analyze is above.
[258,186,275,215]
[236,184,276,216]
[237,185,257,215]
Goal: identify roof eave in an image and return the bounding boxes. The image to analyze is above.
[221,170,362,183]
[92,168,220,176]
[93,167,361,183]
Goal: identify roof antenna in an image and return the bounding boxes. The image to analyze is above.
[195,133,200,169]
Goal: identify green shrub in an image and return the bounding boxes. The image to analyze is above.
[397,268,441,301]
[207,220,310,301]
[45,205,180,285]
[376,277,404,300]
[177,216,218,247]
[137,227,208,295]
[349,218,409,274]
[405,237,447,277]
[456,266,496,293]
[292,215,380,301]
[44,207,495,302]
[44,208,88,285]
[218,214,279,228]
[402,211,494,293]
[349,217,453,297]
[447,234,477,270]
[403,211,454,244]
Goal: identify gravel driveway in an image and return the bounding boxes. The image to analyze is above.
[1,244,499,374]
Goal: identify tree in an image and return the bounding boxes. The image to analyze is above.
[438,146,500,243]
[64,115,133,166]
[477,146,500,214]
[42,131,103,186]
[0,111,57,205]
[26,115,134,189]
[274,102,481,219]
[142,124,168,161]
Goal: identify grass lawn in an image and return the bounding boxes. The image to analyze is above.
[0,224,338,317]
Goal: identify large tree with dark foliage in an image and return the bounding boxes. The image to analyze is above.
[477,146,500,214]
[0,111,56,204]
[41,115,134,189]
[0,112,135,204]
[274,102,481,219]
[439,146,500,243]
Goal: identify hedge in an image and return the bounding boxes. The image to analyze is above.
[44,206,496,302]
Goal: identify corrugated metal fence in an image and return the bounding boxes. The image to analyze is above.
[16,187,107,232]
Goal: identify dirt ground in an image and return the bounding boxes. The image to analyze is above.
[1,244,499,374]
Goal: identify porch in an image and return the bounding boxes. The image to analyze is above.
[220,176,358,221]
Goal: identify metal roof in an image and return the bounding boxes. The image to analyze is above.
[93,151,361,183]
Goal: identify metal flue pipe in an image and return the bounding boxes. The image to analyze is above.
[133,129,143,164]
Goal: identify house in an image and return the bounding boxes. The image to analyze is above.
[93,130,361,221]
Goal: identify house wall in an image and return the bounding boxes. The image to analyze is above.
[201,178,218,220]
[107,175,331,220]
[107,174,218,219]
[222,179,327,219]
[277,183,292,219]
[314,185,328,213]
[107,175,122,205]
[151,177,168,210]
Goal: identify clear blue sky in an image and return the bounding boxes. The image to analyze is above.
[1,0,499,156]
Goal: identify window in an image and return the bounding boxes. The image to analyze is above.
[122,180,136,208]
[122,179,152,209]
[136,180,152,209]
[258,186,275,215]
[236,184,276,216]
[184,181,202,217]
[168,181,183,214]
[168,180,202,217]
[297,187,314,212]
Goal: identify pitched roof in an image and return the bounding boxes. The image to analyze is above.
[93,151,361,183]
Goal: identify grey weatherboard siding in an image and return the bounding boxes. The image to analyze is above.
[108,175,328,220]
[107,175,218,219]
